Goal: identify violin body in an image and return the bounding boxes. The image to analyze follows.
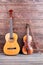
[22,35,33,55]
[3,33,20,55]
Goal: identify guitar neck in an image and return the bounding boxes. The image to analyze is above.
[9,10,14,39]
[10,17,13,39]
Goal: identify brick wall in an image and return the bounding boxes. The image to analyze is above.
[0,0,43,52]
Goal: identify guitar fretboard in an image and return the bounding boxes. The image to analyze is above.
[10,17,13,39]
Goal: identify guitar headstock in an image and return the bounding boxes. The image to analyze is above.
[9,9,13,17]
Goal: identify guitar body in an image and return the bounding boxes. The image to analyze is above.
[22,35,33,55]
[3,33,20,55]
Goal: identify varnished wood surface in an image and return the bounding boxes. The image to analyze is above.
[0,53,43,65]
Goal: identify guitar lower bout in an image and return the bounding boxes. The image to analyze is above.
[3,33,20,55]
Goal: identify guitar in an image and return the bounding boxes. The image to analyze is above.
[22,24,33,55]
[3,10,20,55]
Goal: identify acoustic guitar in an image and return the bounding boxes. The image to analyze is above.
[3,10,20,55]
[22,24,33,55]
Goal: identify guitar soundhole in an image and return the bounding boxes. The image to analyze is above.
[10,38,13,39]
[8,48,16,50]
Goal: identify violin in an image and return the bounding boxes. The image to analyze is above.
[22,24,33,54]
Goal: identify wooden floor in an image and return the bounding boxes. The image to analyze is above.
[0,53,43,65]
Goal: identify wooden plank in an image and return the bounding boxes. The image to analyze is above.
[0,0,43,52]
[0,53,43,65]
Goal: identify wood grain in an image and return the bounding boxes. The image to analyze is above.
[0,0,43,52]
